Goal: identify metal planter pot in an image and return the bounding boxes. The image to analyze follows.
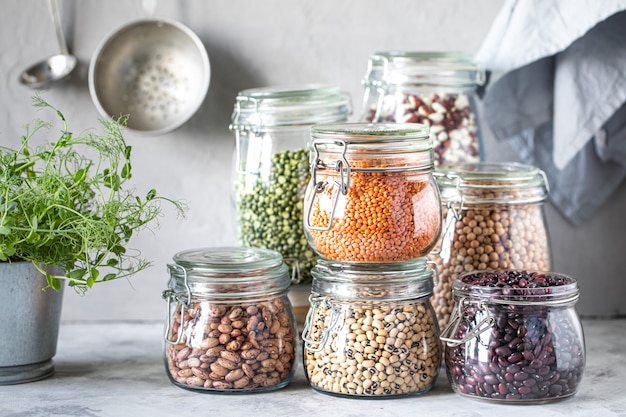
[0,262,64,384]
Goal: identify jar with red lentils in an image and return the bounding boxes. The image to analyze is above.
[303,123,441,263]
[441,270,585,404]
[359,51,485,166]
[427,162,552,331]
[162,247,298,393]
[302,258,441,398]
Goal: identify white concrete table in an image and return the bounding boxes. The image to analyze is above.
[0,319,623,416]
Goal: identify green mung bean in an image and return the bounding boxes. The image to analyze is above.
[235,148,316,284]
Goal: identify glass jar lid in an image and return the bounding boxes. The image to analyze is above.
[452,270,579,305]
[434,162,549,204]
[310,122,433,170]
[362,51,486,89]
[167,246,290,299]
[229,84,352,131]
[311,258,434,301]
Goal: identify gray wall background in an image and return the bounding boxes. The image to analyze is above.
[1,0,624,320]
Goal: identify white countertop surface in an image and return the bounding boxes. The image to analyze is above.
[1,319,624,417]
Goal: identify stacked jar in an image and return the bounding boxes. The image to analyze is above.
[301,123,443,398]
[427,162,552,331]
[359,51,485,167]
[229,85,351,324]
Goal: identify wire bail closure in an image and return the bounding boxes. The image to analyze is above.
[162,263,192,345]
[301,295,342,352]
[305,139,351,232]
[439,296,494,347]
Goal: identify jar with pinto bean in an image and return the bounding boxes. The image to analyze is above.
[427,162,552,331]
[441,270,585,403]
[302,258,441,398]
[359,51,485,167]
[303,122,441,263]
[162,247,298,393]
[230,85,352,287]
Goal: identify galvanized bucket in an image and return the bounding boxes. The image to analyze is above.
[0,262,64,384]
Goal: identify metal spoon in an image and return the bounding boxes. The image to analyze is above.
[19,0,77,89]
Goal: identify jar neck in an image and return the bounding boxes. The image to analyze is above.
[166,247,291,299]
[362,51,485,89]
[452,272,579,306]
[311,259,434,301]
[229,84,352,132]
[436,162,549,205]
[310,122,434,172]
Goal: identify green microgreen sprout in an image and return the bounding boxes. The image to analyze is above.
[0,95,186,292]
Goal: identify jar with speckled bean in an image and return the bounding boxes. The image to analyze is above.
[162,247,298,393]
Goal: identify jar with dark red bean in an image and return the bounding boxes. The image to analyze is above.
[428,162,552,331]
[303,123,441,263]
[359,51,485,166]
[162,247,298,393]
[441,270,585,404]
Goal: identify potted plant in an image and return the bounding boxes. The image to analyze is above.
[0,95,185,384]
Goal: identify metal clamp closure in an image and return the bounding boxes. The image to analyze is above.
[440,296,494,347]
[305,139,350,231]
[301,295,342,352]
[283,257,302,284]
[162,264,192,345]
[229,95,263,136]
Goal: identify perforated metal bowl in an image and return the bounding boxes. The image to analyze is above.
[89,17,210,135]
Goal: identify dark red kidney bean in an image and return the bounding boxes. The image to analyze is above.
[444,270,585,402]
[484,374,498,385]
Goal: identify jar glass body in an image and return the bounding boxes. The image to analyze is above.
[441,271,585,404]
[162,247,298,393]
[230,85,352,284]
[360,51,485,166]
[428,162,552,330]
[302,260,441,398]
[304,123,442,263]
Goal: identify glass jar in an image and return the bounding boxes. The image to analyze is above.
[427,162,551,331]
[441,270,585,404]
[302,258,441,398]
[303,122,441,263]
[359,51,485,166]
[230,84,352,285]
[162,247,298,393]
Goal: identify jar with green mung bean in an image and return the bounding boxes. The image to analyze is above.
[230,85,352,315]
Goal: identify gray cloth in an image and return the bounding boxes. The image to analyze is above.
[476,2,626,225]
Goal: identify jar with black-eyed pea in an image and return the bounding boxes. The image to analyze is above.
[162,247,298,393]
[302,258,441,398]
[427,162,552,332]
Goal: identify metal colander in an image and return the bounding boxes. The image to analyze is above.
[88,17,210,135]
